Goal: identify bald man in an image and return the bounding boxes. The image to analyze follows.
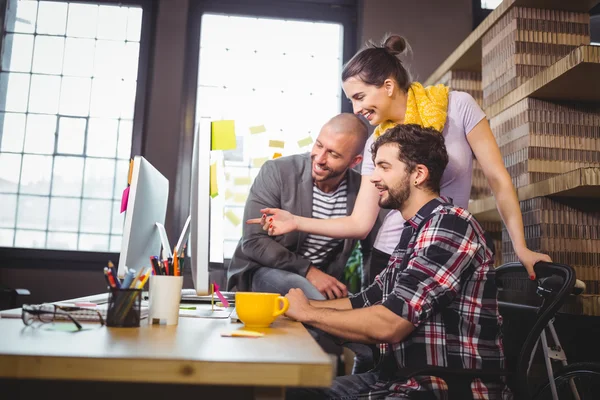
[227,114,381,300]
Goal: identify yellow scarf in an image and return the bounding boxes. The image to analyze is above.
[374,82,449,137]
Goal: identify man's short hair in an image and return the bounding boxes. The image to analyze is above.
[326,113,369,156]
[371,124,449,193]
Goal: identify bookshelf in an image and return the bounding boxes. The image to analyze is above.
[426,0,600,315]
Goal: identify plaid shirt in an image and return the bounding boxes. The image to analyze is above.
[350,197,511,399]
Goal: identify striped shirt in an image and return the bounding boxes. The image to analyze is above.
[299,179,347,268]
[350,197,511,399]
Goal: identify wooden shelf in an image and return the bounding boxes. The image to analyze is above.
[468,167,600,221]
[486,46,600,117]
[424,0,600,87]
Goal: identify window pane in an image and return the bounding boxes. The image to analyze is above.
[59,76,91,116]
[28,74,61,113]
[63,38,95,77]
[48,197,81,231]
[83,158,115,199]
[0,112,27,152]
[19,154,52,195]
[57,117,86,155]
[0,194,17,228]
[1,2,143,252]
[86,118,118,157]
[66,3,98,39]
[7,0,37,33]
[2,33,34,72]
[51,156,84,197]
[16,195,49,230]
[32,35,65,75]
[0,229,15,246]
[0,153,22,193]
[97,5,127,40]
[14,229,46,248]
[78,233,108,251]
[110,234,122,253]
[47,232,78,250]
[36,1,68,35]
[80,199,111,233]
[23,114,56,154]
[1,72,30,112]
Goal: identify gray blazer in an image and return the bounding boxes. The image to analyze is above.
[227,153,384,291]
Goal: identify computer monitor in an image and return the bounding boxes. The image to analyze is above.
[189,118,211,295]
[118,156,169,278]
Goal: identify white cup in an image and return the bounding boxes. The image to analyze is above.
[148,275,183,325]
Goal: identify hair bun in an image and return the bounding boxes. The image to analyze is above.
[382,34,408,57]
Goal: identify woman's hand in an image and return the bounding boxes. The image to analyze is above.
[516,247,552,280]
[246,208,298,236]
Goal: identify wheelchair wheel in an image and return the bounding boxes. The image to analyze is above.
[534,362,600,400]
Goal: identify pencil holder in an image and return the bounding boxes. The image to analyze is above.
[148,275,183,325]
[106,287,142,327]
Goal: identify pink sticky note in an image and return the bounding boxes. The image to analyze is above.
[120,186,130,213]
[213,282,230,308]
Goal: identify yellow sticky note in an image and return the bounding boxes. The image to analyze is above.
[211,120,236,151]
[234,176,252,186]
[225,188,234,200]
[249,125,266,134]
[225,210,241,226]
[210,162,218,198]
[269,140,285,148]
[298,136,313,147]
[272,152,282,159]
[127,158,134,185]
[252,157,268,168]
[234,193,247,204]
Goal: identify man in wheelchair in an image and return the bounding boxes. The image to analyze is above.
[285,124,512,399]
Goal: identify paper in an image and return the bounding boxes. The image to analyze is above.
[234,176,252,186]
[210,162,218,198]
[234,193,247,204]
[120,186,130,213]
[269,140,285,148]
[249,125,266,134]
[273,152,282,159]
[221,330,264,338]
[225,188,234,200]
[225,210,241,226]
[252,157,268,168]
[213,283,230,307]
[127,158,134,185]
[298,136,313,147]
[211,120,236,150]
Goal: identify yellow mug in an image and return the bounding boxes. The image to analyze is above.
[235,292,289,328]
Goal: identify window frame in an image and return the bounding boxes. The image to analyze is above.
[0,0,156,270]
[177,0,359,272]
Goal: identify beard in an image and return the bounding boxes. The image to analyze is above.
[311,160,346,183]
[378,179,411,210]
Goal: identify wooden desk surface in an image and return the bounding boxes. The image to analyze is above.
[0,299,332,389]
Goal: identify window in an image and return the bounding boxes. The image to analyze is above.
[481,0,502,10]
[0,0,144,252]
[194,13,345,262]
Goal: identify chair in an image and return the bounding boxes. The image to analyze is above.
[399,261,576,399]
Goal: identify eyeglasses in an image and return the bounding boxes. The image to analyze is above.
[22,304,105,330]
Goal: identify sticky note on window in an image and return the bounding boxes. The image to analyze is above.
[225,188,234,200]
[298,136,313,147]
[234,193,247,204]
[273,152,282,159]
[269,140,284,148]
[120,186,130,213]
[210,162,218,198]
[211,120,236,151]
[249,125,266,134]
[252,157,268,168]
[225,210,241,226]
[234,176,252,186]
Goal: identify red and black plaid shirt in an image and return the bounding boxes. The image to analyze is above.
[350,197,512,399]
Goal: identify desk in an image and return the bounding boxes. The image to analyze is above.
[0,294,332,400]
